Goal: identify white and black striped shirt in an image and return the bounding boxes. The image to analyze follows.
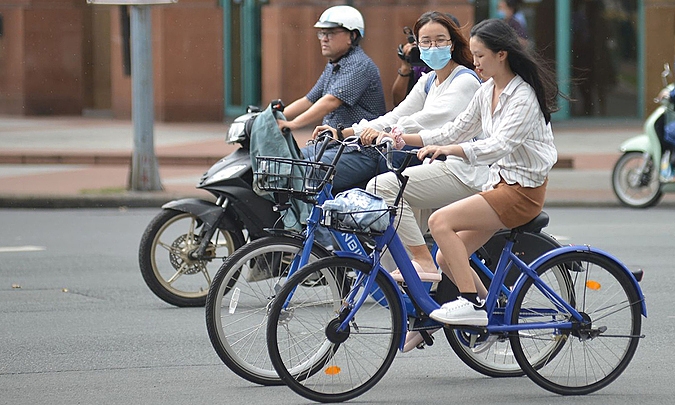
[419,75,557,191]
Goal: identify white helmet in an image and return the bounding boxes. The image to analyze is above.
[314,5,365,38]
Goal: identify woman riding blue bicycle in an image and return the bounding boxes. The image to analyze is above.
[379,18,559,325]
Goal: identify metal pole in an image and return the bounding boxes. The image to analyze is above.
[637,1,645,118]
[129,4,163,191]
[555,0,571,120]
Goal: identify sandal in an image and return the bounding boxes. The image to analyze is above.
[390,260,442,283]
[403,328,440,353]
[403,331,425,353]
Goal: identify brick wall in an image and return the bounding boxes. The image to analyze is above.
[261,1,474,112]
[644,0,675,117]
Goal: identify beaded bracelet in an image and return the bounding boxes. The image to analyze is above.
[390,125,406,150]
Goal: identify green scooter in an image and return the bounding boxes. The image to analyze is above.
[612,63,675,208]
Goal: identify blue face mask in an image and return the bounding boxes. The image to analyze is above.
[419,46,452,70]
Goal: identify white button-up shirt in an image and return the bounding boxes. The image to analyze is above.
[419,75,557,191]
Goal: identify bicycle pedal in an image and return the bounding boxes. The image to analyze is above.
[420,330,434,347]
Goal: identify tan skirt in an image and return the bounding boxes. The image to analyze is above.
[479,178,548,229]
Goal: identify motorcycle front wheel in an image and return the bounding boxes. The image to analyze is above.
[139,208,245,307]
[612,151,663,208]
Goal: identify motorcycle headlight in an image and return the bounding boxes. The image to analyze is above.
[202,164,248,185]
[226,122,246,144]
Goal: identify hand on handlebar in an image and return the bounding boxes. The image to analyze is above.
[417,145,450,163]
[656,88,673,103]
[311,125,337,140]
[376,130,396,146]
[277,119,296,134]
[359,127,386,145]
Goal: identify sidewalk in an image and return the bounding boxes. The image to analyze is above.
[1,115,674,208]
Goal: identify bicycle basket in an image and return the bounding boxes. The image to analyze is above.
[321,188,390,235]
[254,156,334,201]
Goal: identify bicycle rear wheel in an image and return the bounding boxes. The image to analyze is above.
[443,230,563,377]
[205,236,330,385]
[510,251,643,395]
[267,257,403,403]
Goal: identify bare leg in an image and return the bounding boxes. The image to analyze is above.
[408,244,436,273]
[428,195,504,294]
[436,250,488,298]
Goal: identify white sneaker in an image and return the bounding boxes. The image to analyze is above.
[429,297,488,326]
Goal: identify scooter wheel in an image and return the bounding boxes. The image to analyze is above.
[612,151,663,208]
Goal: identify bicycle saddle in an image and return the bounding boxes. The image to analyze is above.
[512,211,549,234]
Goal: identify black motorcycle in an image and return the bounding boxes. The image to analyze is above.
[138,104,284,307]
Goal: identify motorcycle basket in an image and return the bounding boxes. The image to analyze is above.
[255,156,334,202]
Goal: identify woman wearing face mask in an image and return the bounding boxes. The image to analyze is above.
[316,11,480,141]
[353,12,493,339]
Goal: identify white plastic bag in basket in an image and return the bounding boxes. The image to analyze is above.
[321,189,389,232]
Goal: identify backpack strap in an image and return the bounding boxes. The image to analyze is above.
[424,72,437,94]
[424,68,481,94]
[458,68,481,83]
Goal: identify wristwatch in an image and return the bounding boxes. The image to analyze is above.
[397,68,413,77]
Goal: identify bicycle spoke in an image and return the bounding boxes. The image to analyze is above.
[205,236,330,386]
[510,251,642,395]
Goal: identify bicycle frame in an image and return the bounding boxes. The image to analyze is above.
[330,223,439,349]
[272,142,638,352]
[330,218,647,351]
[279,181,512,322]
[505,244,648,320]
[275,169,540,352]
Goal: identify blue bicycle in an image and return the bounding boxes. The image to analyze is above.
[265,147,647,402]
[205,137,563,385]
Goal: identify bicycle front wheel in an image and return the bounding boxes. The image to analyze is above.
[205,236,330,386]
[510,251,643,395]
[267,257,403,403]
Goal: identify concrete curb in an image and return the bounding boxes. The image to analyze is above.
[0,153,221,167]
[0,193,200,209]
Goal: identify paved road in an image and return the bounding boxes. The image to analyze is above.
[0,207,672,404]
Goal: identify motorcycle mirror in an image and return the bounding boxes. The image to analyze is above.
[270,99,285,112]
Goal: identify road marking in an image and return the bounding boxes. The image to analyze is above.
[0,246,46,253]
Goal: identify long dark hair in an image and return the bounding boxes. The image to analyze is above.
[470,18,559,123]
[413,11,474,71]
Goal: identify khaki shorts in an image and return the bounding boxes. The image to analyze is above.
[480,178,548,229]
